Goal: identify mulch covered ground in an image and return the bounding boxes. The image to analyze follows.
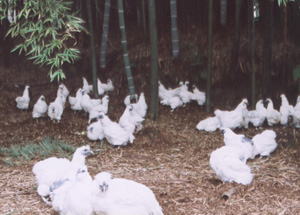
[0,60,300,215]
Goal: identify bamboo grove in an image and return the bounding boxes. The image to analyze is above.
[0,0,299,117]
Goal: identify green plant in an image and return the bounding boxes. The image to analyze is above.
[277,0,295,6]
[0,137,75,165]
[5,0,84,81]
[0,0,9,22]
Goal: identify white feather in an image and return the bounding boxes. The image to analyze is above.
[69,88,83,111]
[266,98,280,126]
[92,172,164,215]
[178,81,193,104]
[252,130,278,157]
[48,96,64,122]
[191,86,206,106]
[32,146,93,205]
[82,77,93,94]
[88,95,109,123]
[279,94,292,126]
[196,116,220,132]
[98,113,134,146]
[32,95,48,118]
[119,105,144,134]
[214,99,248,130]
[80,93,101,113]
[87,120,104,141]
[209,145,253,185]
[51,166,94,215]
[221,128,254,162]
[15,85,30,110]
[292,96,300,128]
[245,99,267,127]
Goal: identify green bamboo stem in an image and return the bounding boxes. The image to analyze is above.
[100,0,111,69]
[148,0,159,120]
[170,0,179,57]
[117,0,136,97]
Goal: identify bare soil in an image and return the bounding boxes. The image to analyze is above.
[0,58,300,215]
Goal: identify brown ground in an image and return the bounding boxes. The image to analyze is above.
[0,58,300,215]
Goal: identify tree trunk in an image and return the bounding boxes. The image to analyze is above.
[170,0,179,57]
[117,0,136,97]
[87,0,98,97]
[148,0,159,120]
[207,0,213,112]
[100,0,111,69]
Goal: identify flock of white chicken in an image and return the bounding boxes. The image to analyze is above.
[15,79,300,206]
[15,77,148,146]
[158,81,206,111]
[196,94,300,132]
[32,145,164,215]
[210,128,278,185]
[195,94,298,185]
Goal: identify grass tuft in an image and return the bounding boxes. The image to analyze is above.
[0,137,75,165]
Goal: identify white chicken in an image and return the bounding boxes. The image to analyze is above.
[98,113,134,146]
[57,83,69,106]
[32,95,48,118]
[245,99,267,127]
[69,88,83,111]
[97,78,114,95]
[252,130,278,158]
[88,95,109,123]
[51,166,94,215]
[196,116,220,132]
[221,128,254,162]
[160,96,184,111]
[124,92,148,118]
[292,95,300,128]
[178,81,193,104]
[92,172,164,215]
[15,85,30,110]
[48,95,64,122]
[158,81,180,101]
[209,145,254,185]
[214,98,248,130]
[191,86,206,106]
[87,119,104,141]
[266,98,281,126]
[80,92,101,113]
[32,145,93,205]
[119,105,144,134]
[82,77,93,94]
[279,94,293,126]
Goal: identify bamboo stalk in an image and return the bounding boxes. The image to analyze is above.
[250,0,256,109]
[141,0,147,34]
[220,0,227,26]
[229,0,241,79]
[148,0,159,120]
[100,0,111,69]
[117,0,136,97]
[206,0,213,112]
[170,0,179,57]
[87,0,98,97]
